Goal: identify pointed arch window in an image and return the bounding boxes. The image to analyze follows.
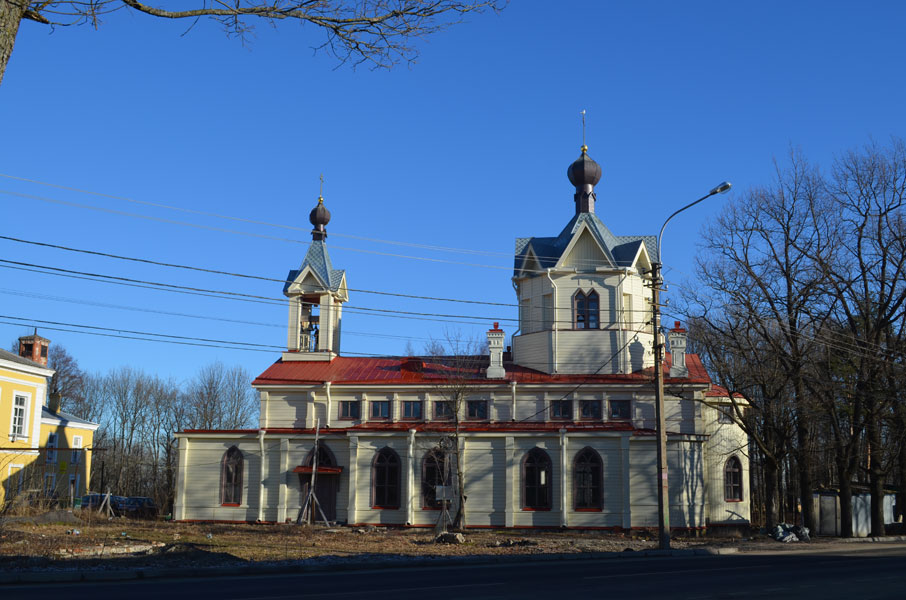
[220,446,243,506]
[372,447,401,509]
[522,448,552,510]
[574,290,600,329]
[573,447,603,510]
[724,456,743,502]
[422,448,449,509]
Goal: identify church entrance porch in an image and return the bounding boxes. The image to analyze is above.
[293,445,342,522]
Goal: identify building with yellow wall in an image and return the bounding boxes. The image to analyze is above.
[1,334,97,510]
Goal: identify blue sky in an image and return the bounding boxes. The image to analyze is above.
[1,1,904,384]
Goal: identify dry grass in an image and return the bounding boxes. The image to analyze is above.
[0,510,741,571]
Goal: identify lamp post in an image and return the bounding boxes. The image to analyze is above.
[651,181,731,550]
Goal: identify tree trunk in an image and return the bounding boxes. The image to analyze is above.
[898,441,906,524]
[795,404,817,531]
[763,458,780,530]
[839,461,854,538]
[0,0,27,86]
[868,419,886,536]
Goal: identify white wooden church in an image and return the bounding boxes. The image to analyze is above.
[174,146,750,531]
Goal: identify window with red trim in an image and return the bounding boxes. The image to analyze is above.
[370,400,390,420]
[402,400,422,420]
[580,400,602,420]
[467,399,488,420]
[339,400,360,420]
[550,399,572,420]
[434,401,454,420]
[522,448,552,510]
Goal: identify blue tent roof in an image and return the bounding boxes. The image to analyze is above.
[514,212,656,276]
[284,240,346,294]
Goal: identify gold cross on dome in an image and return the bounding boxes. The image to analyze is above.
[581,109,587,148]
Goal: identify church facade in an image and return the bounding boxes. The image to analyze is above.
[173,147,750,530]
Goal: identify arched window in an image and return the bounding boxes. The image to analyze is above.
[305,443,335,468]
[724,456,743,502]
[522,448,552,510]
[220,446,243,506]
[574,290,600,329]
[422,448,449,509]
[372,447,401,509]
[573,447,603,510]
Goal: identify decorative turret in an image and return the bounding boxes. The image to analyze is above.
[567,145,602,214]
[668,321,688,377]
[485,322,506,379]
[18,329,50,366]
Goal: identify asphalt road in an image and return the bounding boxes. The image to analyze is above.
[6,544,906,600]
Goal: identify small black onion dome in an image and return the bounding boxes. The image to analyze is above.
[309,197,331,228]
[567,145,602,187]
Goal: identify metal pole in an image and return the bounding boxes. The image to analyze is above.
[651,181,731,551]
[651,258,670,550]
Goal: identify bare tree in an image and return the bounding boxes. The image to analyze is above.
[685,152,836,531]
[1,0,506,85]
[185,362,258,430]
[422,332,486,530]
[818,139,906,536]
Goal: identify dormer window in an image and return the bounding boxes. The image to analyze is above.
[574,290,599,329]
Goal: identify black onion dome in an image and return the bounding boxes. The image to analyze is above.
[567,146,602,187]
[309,197,331,228]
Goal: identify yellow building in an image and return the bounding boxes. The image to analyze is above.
[1,334,98,509]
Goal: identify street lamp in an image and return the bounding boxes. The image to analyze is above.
[651,181,731,550]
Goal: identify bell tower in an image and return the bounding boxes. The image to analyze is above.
[282,184,348,362]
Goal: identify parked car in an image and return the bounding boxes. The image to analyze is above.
[124,496,159,519]
[80,493,106,510]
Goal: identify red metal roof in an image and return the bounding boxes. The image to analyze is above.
[252,353,711,387]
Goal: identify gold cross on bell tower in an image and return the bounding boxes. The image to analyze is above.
[580,109,588,153]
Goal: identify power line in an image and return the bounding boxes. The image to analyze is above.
[0,318,277,354]
[0,288,439,344]
[0,314,283,350]
[0,258,518,323]
[0,182,651,272]
[0,234,520,308]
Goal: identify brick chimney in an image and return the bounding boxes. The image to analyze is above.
[485,322,506,379]
[18,330,50,366]
[668,321,688,377]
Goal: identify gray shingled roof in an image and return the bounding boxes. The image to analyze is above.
[0,347,51,371]
[42,406,99,428]
[514,212,657,275]
[284,240,346,294]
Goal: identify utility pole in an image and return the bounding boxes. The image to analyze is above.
[650,258,670,550]
[652,181,731,551]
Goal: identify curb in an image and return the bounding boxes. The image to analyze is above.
[0,546,736,585]
[836,535,906,544]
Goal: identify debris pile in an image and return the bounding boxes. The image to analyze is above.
[769,523,810,543]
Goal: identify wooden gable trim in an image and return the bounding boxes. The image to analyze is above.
[555,222,614,270]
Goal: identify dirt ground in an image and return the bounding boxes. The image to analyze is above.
[0,509,796,572]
